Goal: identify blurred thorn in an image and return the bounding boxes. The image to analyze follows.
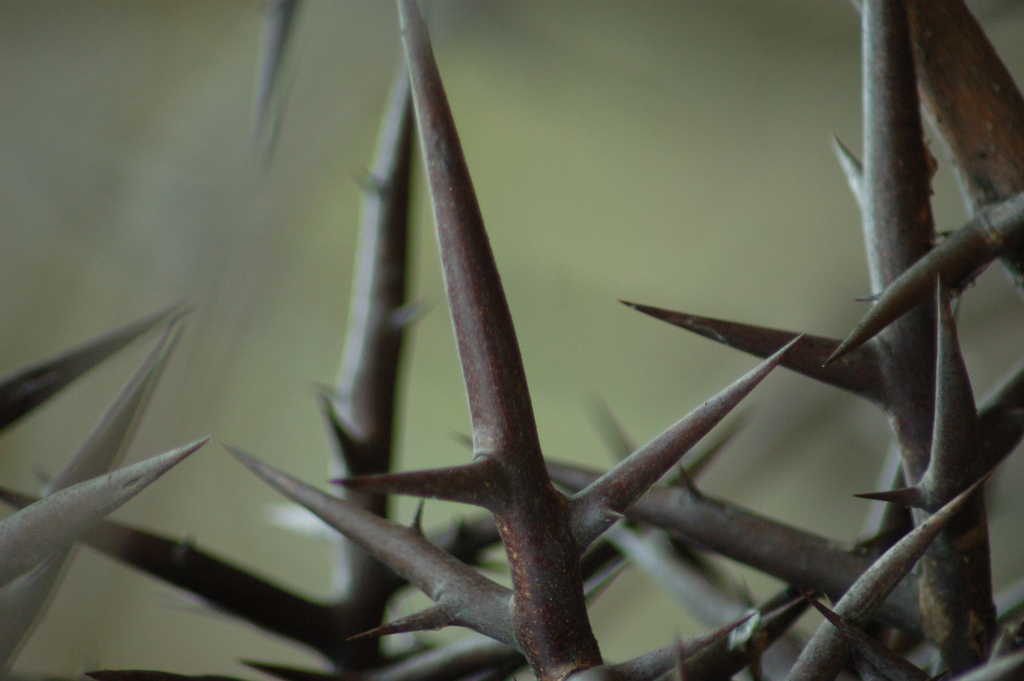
[833,136,865,209]
[253,0,302,142]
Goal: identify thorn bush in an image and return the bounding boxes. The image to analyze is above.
[2,2,1024,680]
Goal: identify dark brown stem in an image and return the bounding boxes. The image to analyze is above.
[904,0,1024,292]
[861,0,936,483]
[396,1,602,677]
[547,461,923,638]
[914,289,995,668]
[788,478,982,681]
[322,63,415,668]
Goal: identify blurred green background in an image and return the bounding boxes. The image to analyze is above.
[2,0,1024,676]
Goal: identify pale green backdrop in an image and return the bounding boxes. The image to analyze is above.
[2,1,1023,676]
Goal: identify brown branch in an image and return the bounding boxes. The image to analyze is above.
[916,287,995,668]
[396,1,601,677]
[855,0,936,483]
[547,461,923,638]
[904,0,1024,293]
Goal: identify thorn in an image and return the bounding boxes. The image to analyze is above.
[450,431,473,449]
[832,136,865,209]
[588,396,636,462]
[919,280,980,504]
[0,303,185,432]
[790,472,991,680]
[253,0,302,139]
[0,438,208,588]
[827,190,1024,364]
[315,391,364,474]
[620,301,885,403]
[398,0,544,473]
[673,636,689,681]
[353,167,388,196]
[802,594,929,681]
[390,299,431,330]
[47,317,184,494]
[227,445,515,649]
[569,337,797,549]
[855,486,927,509]
[582,555,627,604]
[239,662,336,681]
[609,611,759,681]
[681,414,748,481]
[604,523,748,627]
[348,604,452,640]
[337,458,504,510]
[674,466,700,495]
[410,500,426,535]
[603,509,625,525]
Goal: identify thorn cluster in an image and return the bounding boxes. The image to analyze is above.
[3,1,1024,680]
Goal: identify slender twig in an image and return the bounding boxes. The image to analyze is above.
[322,62,415,668]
